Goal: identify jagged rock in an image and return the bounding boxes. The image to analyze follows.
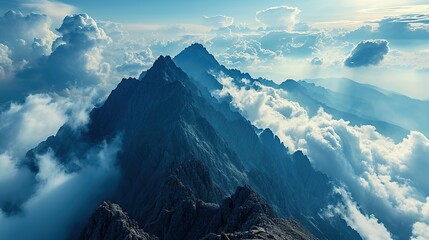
[80,201,157,240]
[83,186,314,240]
[202,186,314,240]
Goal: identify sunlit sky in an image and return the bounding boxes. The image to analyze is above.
[1,0,429,99]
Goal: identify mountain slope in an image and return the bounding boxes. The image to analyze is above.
[27,53,360,239]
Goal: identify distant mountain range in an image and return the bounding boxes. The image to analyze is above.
[303,77,429,139]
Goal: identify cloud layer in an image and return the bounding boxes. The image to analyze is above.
[213,74,429,239]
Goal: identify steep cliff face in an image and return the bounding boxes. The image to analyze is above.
[28,52,361,239]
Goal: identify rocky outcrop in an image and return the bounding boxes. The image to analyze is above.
[203,186,314,240]
[80,201,158,240]
[82,185,314,240]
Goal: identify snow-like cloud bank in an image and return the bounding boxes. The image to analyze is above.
[213,74,429,239]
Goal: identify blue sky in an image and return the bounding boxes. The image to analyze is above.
[1,0,429,99]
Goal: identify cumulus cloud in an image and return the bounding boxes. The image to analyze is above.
[344,40,389,67]
[48,13,110,81]
[0,13,112,103]
[213,74,429,239]
[411,222,429,240]
[0,10,57,63]
[53,13,109,49]
[215,38,277,67]
[0,136,122,240]
[203,15,234,28]
[115,49,155,77]
[256,6,301,30]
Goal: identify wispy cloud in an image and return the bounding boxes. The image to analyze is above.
[203,15,234,28]
[20,0,77,23]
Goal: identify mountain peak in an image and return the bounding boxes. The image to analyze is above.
[187,42,207,51]
[142,55,188,85]
[174,43,220,70]
[279,79,302,92]
[183,43,211,56]
[148,55,176,74]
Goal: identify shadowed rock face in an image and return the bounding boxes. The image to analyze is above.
[82,184,315,240]
[80,201,158,240]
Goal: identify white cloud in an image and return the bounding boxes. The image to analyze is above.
[0,10,57,62]
[256,6,301,30]
[0,88,99,158]
[51,13,110,77]
[0,136,122,240]
[411,222,429,240]
[325,187,392,240]
[115,49,155,77]
[216,38,277,67]
[203,15,234,28]
[0,94,67,157]
[0,44,13,79]
[213,73,429,239]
